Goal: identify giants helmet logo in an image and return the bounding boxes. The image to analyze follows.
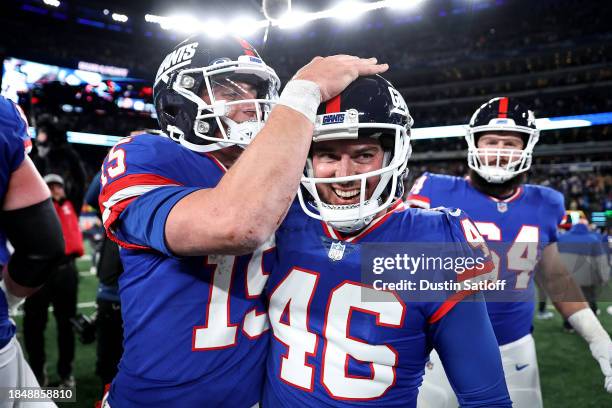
[155,42,199,85]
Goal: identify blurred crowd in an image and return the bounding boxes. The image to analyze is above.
[535,173,612,214]
[1,0,610,134]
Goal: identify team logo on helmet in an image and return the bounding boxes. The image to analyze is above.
[155,42,199,85]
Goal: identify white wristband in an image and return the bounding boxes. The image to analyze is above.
[568,308,610,343]
[0,279,25,313]
[277,80,321,124]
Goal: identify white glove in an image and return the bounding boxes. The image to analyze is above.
[568,308,612,392]
[0,279,25,316]
[588,336,612,392]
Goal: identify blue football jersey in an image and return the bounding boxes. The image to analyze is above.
[0,100,30,268]
[0,95,28,348]
[99,134,272,407]
[407,172,565,346]
[264,201,511,407]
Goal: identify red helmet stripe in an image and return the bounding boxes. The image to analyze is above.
[237,38,256,56]
[498,97,509,118]
[326,94,341,114]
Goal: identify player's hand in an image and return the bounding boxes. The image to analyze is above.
[293,55,388,102]
[589,336,612,392]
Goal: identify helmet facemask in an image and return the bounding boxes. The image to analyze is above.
[466,98,539,184]
[298,110,412,234]
[169,56,280,152]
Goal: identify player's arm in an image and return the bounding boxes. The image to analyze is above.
[85,170,102,214]
[0,156,64,306]
[430,298,512,408]
[165,56,389,256]
[536,242,588,316]
[537,243,612,392]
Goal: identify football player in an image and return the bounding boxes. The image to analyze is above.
[98,34,388,407]
[263,76,512,407]
[0,94,65,406]
[408,97,612,407]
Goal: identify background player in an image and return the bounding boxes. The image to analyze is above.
[0,94,64,406]
[408,97,612,407]
[98,34,388,407]
[264,76,512,407]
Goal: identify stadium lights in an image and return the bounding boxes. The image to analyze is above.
[204,19,227,38]
[271,0,428,28]
[331,2,370,21]
[143,0,429,35]
[159,15,203,33]
[112,13,129,23]
[384,0,425,10]
[43,0,60,7]
[144,14,163,23]
[277,11,312,29]
[229,17,261,37]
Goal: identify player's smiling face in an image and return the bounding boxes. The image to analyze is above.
[477,131,524,166]
[311,138,384,206]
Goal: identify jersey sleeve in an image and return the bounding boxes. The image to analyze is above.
[545,188,566,244]
[428,298,512,408]
[112,185,202,255]
[425,208,495,323]
[0,97,28,177]
[98,135,214,253]
[406,172,433,209]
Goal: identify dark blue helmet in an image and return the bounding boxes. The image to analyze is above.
[153,35,280,152]
[299,75,414,233]
[466,97,539,183]
[315,75,412,130]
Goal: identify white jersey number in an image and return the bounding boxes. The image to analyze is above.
[100,137,132,187]
[269,268,405,400]
[469,222,539,289]
[193,238,273,350]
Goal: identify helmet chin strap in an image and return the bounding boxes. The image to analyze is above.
[476,165,516,184]
[319,198,382,234]
[167,124,231,153]
[222,117,264,148]
[328,217,374,234]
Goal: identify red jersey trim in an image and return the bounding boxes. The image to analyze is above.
[406,194,431,208]
[99,173,183,204]
[428,260,495,324]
